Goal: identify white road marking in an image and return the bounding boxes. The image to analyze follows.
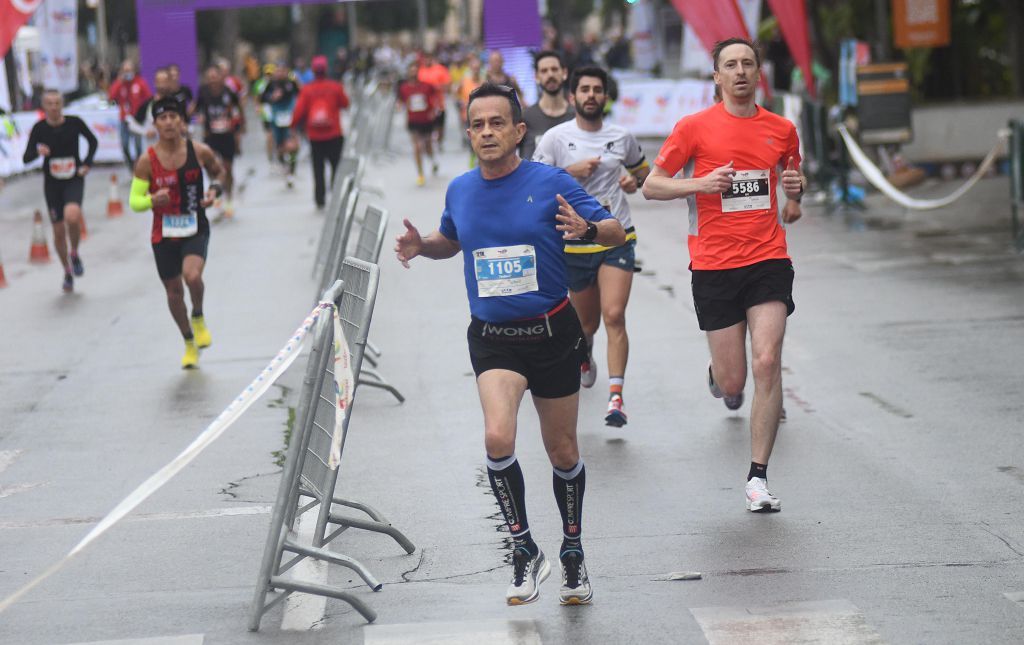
[0,449,23,473]
[691,599,885,645]
[364,620,542,645]
[0,449,47,499]
[0,505,271,530]
[1005,591,1024,607]
[280,500,328,631]
[0,482,47,499]
[65,634,204,645]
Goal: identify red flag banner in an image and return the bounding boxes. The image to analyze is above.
[766,0,816,98]
[0,0,43,58]
[670,0,749,55]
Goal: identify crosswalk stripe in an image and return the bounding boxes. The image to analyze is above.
[691,599,885,645]
[64,634,204,645]
[364,620,542,645]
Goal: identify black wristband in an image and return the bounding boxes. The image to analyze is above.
[209,182,223,197]
[582,221,598,241]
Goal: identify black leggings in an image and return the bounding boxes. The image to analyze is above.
[310,136,344,208]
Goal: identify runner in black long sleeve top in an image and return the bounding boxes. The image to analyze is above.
[22,90,99,292]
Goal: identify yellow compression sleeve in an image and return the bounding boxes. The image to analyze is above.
[129,176,153,212]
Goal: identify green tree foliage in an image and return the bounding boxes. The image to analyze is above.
[811,0,1021,100]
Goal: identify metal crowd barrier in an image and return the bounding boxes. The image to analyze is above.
[350,204,404,403]
[317,186,362,299]
[313,156,366,281]
[249,260,416,631]
[1010,119,1024,253]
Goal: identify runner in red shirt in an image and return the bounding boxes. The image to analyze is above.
[643,37,805,514]
[417,52,452,151]
[291,55,351,209]
[398,61,439,186]
[108,59,153,171]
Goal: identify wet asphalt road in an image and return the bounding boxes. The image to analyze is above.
[1,116,1023,644]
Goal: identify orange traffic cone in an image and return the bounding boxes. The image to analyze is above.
[0,248,8,288]
[30,210,51,263]
[107,173,123,217]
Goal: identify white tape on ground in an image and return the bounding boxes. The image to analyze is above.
[0,301,351,614]
[839,124,1008,211]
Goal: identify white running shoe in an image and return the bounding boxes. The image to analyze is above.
[708,361,744,410]
[506,548,550,605]
[558,551,593,605]
[745,477,781,512]
[580,355,597,389]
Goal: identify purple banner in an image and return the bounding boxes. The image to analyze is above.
[483,0,542,49]
[135,0,349,93]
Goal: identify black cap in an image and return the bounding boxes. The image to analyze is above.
[151,96,186,119]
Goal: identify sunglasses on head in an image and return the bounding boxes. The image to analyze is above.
[469,83,521,109]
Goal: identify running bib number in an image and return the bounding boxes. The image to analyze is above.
[473,245,538,298]
[408,93,429,113]
[210,117,232,134]
[274,111,293,128]
[721,169,771,213]
[49,157,76,180]
[162,213,199,238]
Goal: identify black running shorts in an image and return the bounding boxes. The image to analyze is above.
[690,258,795,331]
[407,121,434,136]
[467,300,588,399]
[152,233,209,281]
[44,177,85,224]
[205,133,236,162]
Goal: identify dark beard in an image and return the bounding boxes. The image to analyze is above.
[541,82,563,97]
[577,104,602,122]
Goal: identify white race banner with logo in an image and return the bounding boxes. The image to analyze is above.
[629,0,659,73]
[607,78,717,138]
[38,0,78,93]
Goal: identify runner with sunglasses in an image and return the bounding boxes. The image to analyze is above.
[395,82,624,605]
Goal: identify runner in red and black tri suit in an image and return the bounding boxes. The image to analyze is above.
[129,97,227,369]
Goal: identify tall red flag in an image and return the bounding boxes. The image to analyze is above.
[0,0,42,59]
[671,0,749,55]
[671,0,772,100]
[766,0,816,97]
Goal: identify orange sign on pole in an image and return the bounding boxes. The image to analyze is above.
[893,0,951,49]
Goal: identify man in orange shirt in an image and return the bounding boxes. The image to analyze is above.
[643,37,805,514]
[417,52,452,152]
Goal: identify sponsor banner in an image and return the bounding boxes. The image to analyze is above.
[0,106,122,177]
[607,78,717,138]
[38,0,78,93]
[630,0,658,73]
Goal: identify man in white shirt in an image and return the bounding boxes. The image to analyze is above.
[533,66,650,427]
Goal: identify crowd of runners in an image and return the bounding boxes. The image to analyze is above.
[397,36,805,606]
[20,36,805,608]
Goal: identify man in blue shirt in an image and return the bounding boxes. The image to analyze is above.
[396,83,624,607]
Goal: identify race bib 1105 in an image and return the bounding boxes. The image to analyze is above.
[473,245,539,298]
